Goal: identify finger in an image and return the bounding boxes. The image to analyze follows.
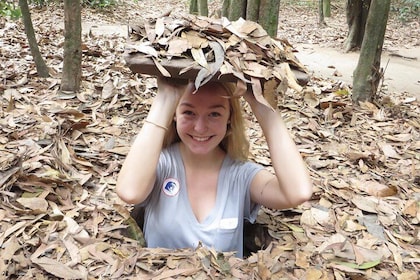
[184,80,196,94]
[233,79,247,96]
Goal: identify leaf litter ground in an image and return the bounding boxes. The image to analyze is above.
[0,1,419,279]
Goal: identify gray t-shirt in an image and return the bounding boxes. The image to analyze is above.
[141,143,263,257]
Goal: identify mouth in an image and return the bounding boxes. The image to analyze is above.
[190,135,212,142]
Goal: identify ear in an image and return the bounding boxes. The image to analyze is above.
[173,115,177,122]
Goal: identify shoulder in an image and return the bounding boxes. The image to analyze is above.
[223,157,264,181]
[162,143,178,155]
[160,143,180,162]
[156,143,183,180]
[227,156,263,170]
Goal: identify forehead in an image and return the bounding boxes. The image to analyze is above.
[179,83,230,107]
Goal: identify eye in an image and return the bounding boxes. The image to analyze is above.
[209,112,221,117]
[182,110,195,119]
[182,110,194,116]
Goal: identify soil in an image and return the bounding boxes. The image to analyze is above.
[274,4,420,99]
[295,44,420,99]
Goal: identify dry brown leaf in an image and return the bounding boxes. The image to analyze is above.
[384,133,412,142]
[102,80,115,99]
[16,197,48,212]
[351,195,380,213]
[63,237,82,266]
[191,47,208,69]
[402,200,419,217]
[152,57,172,77]
[386,242,404,272]
[397,271,419,280]
[305,268,324,280]
[167,37,191,56]
[1,235,21,261]
[127,42,159,57]
[182,30,208,49]
[152,268,201,280]
[257,251,272,280]
[378,142,401,159]
[155,17,165,39]
[343,220,366,232]
[295,250,310,268]
[304,90,320,108]
[31,257,86,279]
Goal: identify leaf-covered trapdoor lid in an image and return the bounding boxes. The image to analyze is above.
[124,13,309,108]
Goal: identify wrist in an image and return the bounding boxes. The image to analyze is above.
[144,119,168,131]
[147,93,178,124]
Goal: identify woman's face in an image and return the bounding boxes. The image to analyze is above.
[175,84,231,156]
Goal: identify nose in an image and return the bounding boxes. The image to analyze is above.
[194,116,208,133]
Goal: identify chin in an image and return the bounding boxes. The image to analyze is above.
[187,146,215,155]
[185,141,220,156]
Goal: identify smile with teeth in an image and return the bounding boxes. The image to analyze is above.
[191,135,211,142]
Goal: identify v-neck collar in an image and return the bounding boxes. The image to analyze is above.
[174,143,229,227]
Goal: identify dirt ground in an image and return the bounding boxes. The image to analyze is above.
[295,44,420,98]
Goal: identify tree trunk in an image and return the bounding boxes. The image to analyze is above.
[318,0,326,26]
[190,0,198,14]
[19,0,49,78]
[61,0,82,93]
[323,0,331,17]
[258,0,280,37]
[190,0,208,16]
[222,0,248,21]
[222,0,280,37]
[198,0,208,16]
[228,0,247,20]
[221,0,230,17]
[352,0,390,103]
[246,0,260,22]
[344,0,371,52]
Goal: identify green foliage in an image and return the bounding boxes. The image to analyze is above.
[0,1,22,19]
[392,0,420,22]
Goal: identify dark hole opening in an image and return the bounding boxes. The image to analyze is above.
[128,205,272,259]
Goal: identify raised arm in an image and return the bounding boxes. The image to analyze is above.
[244,91,313,209]
[116,78,193,204]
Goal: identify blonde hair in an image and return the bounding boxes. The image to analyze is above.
[163,81,250,161]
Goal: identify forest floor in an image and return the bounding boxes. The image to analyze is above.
[83,1,420,98]
[0,0,419,279]
[295,44,420,98]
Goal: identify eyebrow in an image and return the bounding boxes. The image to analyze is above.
[179,102,227,110]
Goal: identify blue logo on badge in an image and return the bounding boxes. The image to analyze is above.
[162,178,180,196]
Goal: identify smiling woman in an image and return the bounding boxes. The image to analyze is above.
[174,85,231,157]
[163,82,250,161]
[116,77,313,258]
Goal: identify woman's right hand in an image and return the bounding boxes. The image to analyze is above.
[157,77,195,101]
[116,77,194,205]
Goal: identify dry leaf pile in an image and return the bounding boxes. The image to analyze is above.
[124,13,308,108]
[0,1,419,279]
